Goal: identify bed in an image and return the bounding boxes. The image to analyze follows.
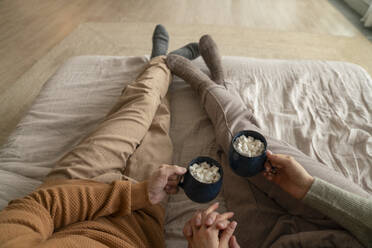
[0,55,371,247]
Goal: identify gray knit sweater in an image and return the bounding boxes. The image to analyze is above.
[303,178,372,248]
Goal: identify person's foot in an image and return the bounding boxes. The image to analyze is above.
[199,35,224,84]
[151,24,169,59]
[166,54,214,92]
[169,42,200,60]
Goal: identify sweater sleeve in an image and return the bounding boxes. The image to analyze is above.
[303,177,372,248]
[0,179,152,247]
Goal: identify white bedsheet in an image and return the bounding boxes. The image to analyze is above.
[0,55,371,247]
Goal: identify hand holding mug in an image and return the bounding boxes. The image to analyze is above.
[147,164,187,205]
[263,151,314,200]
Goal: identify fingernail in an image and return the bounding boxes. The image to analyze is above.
[267,150,272,155]
[207,218,213,225]
[196,216,201,225]
[231,221,237,228]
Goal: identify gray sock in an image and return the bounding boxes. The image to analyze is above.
[169,43,200,60]
[151,24,169,58]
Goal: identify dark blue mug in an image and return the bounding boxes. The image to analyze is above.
[229,130,268,177]
[179,156,223,203]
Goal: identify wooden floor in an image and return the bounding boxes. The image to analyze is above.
[0,0,361,95]
[1,0,368,144]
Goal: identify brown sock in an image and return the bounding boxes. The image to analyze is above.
[199,35,225,85]
[166,54,215,92]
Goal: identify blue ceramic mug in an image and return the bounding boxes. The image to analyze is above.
[229,130,269,177]
[179,156,223,203]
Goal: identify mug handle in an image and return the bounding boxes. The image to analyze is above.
[265,151,278,175]
[268,160,278,175]
[178,175,185,189]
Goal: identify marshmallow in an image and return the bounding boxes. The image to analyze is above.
[233,135,265,157]
[189,162,221,184]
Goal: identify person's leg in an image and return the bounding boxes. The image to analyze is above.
[123,95,173,182]
[168,35,368,247]
[46,56,172,182]
[199,35,224,85]
[166,38,369,216]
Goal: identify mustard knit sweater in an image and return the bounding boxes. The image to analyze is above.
[0,179,165,248]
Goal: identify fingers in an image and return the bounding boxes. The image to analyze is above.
[191,210,202,228]
[157,164,186,195]
[263,163,276,181]
[204,202,219,215]
[162,164,187,176]
[165,174,181,194]
[183,220,193,237]
[202,203,233,227]
[215,211,234,222]
[266,151,294,168]
[205,211,218,226]
[168,174,180,181]
[202,202,219,225]
[229,235,240,248]
[183,221,194,247]
[167,178,180,186]
[165,185,179,194]
[216,220,230,229]
[184,203,236,247]
[189,203,218,230]
[263,171,274,181]
[159,164,187,179]
[202,211,234,226]
[264,160,273,172]
[219,221,238,247]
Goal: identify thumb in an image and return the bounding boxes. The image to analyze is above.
[266,151,287,168]
[169,165,187,175]
[219,221,237,246]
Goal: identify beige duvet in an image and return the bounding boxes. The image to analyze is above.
[0,55,371,247]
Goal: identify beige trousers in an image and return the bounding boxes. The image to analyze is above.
[46,56,173,183]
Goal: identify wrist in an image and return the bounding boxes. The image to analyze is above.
[148,190,157,205]
[299,175,315,200]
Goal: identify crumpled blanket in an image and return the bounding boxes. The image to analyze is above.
[0,56,370,247]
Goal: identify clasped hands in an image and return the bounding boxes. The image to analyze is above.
[183,202,240,248]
